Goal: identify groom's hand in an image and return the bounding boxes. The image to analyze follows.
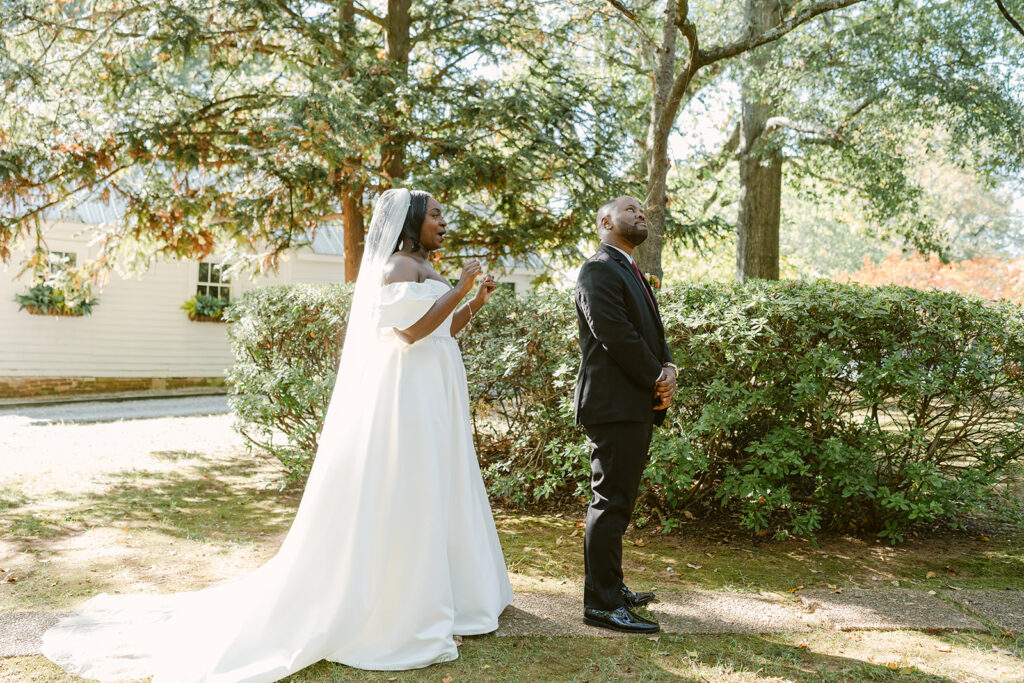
[653,366,676,410]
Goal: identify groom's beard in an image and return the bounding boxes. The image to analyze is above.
[623,224,648,246]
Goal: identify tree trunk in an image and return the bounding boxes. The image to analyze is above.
[736,0,783,282]
[338,0,365,282]
[383,0,411,181]
[634,0,680,281]
[342,183,365,282]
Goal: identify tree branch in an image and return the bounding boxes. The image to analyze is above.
[764,86,887,146]
[657,14,701,139]
[604,0,658,49]
[995,0,1024,38]
[764,115,834,137]
[699,0,868,66]
[353,6,387,29]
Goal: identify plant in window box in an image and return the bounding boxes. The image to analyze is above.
[182,294,231,322]
[14,267,99,317]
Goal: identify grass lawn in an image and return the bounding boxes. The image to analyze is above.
[1,413,1022,681]
[5,631,1022,681]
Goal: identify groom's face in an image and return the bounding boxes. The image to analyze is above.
[605,197,648,247]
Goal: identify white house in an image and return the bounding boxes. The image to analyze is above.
[1,202,544,399]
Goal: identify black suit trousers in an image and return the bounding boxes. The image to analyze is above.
[583,420,654,610]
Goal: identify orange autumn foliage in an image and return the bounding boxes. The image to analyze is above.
[839,251,1024,303]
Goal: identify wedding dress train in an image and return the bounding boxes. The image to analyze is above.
[42,278,514,682]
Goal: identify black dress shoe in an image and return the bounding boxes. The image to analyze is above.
[583,606,660,634]
[620,585,656,608]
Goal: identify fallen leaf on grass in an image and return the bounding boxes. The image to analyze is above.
[787,585,804,593]
[686,563,702,570]
[555,536,564,546]
[647,636,660,642]
[634,539,646,547]
[926,571,937,579]
[5,576,15,583]
[575,522,585,528]
[442,675,453,683]
[944,566,958,576]
[935,645,952,653]
[682,510,695,520]
[796,642,808,648]
[978,535,990,542]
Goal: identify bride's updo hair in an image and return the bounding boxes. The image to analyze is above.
[394,190,432,253]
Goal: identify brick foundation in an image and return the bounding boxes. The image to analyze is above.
[0,376,225,399]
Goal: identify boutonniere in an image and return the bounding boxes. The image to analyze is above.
[645,272,661,290]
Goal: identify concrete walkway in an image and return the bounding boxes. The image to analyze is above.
[0,394,229,424]
[4,588,1021,657]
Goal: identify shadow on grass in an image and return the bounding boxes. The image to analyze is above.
[7,633,974,683]
[495,513,1024,594]
[0,487,29,511]
[1,453,302,553]
[277,633,963,682]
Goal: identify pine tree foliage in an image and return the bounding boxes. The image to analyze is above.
[0,0,636,279]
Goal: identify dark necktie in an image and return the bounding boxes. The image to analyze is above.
[629,259,657,312]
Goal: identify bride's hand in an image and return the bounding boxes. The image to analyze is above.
[457,260,482,294]
[473,275,498,308]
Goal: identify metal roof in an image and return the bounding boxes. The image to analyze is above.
[308,223,345,256]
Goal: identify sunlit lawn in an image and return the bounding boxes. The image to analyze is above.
[2,426,1022,681]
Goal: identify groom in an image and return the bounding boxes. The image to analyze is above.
[573,196,676,634]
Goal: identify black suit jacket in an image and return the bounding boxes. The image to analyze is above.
[574,243,673,427]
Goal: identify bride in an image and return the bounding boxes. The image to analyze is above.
[42,188,515,681]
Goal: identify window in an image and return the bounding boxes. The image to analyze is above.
[197,262,231,301]
[48,251,77,275]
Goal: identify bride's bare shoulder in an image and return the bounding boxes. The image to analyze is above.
[381,253,423,285]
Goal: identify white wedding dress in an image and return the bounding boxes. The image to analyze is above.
[42,276,514,682]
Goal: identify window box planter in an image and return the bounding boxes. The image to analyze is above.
[182,294,230,323]
[187,312,226,323]
[15,284,98,317]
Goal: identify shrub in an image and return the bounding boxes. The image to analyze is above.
[227,279,1024,542]
[652,280,1024,542]
[225,283,353,482]
[458,287,587,506]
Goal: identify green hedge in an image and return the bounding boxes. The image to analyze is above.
[225,283,353,481]
[227,279,1024,542]
[652,281,1024,542]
